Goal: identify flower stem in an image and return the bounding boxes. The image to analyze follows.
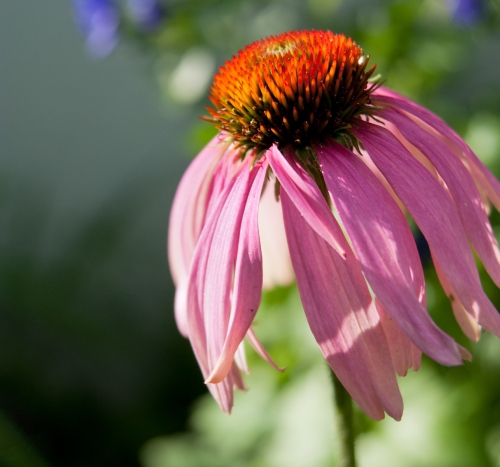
[331,370,357,467]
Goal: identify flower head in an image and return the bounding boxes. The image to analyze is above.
[168,30,500,420]
[207,31,377,151]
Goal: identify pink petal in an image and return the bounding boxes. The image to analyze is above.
[432,253,482,342]
[173,276,189,337]
[357,146,407,213]
[373,87,500,211]
[355,122,500,339]
[205,145,244,218]
[168,136,229,337]
[382,108,500,288]
[234,342,249,374]
[246,327,285,372]
[186,159,250,413]
[317,142,462,366]
[230,363,246,391]
[266,145,347,259]
[259,177,295,289]
[168,135,228,285]
[376,300,422,376]
[206,162,268,384]
[281,188,403,421]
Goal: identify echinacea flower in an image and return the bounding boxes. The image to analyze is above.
[168,30,500,421]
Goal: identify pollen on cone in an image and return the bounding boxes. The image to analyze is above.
[206,30,379,151]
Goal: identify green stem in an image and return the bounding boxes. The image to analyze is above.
[331,370,357,467]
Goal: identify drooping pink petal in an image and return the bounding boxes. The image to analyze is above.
[317,142,462,366]
[186,159,251,413]
[355,122,500,339]
[168,135,228,285]
[432,253,482,342]
[376,300,422,376]
[246,328,285,372]
[168,136,229,337]
[281,188,403,421]
[230,363,246,391]
[373,87,500,211]
[258,176,294,289]
[206,162,267,384]
[357,146,407,213]
[266,145,346,259]
[204,144,245,219]
[173,276,189,337]
[382,108,500,288]
[234,342,249,374]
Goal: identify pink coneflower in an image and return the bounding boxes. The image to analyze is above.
[168,30,500,421]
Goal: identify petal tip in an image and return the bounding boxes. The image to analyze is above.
[459,346,473,362]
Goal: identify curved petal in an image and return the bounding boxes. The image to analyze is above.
[317,142,462,366]
[259,177,295,289]
[233,342,249,375]
[281,189,403,421]
[168,135,228,285]
[186,159,250,413]
[173,276,189,337]
[168,136,229,337]
[246,328,285,372]
[432,253,482,342]
[266,145,346,259]
[355,122,500,339]
[357,146,407,213]
[376,300,422,376]
[207,162,267,384]
[382,108,500,288]
[373,87,500,211]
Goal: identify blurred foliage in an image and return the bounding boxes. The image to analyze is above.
[4,0,500,465]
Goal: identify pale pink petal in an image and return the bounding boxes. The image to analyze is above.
[186,164,240,377]
[168,136,229,337]
[317,142,462,366]
[373,87,500,211]
[234,342,249,374]
[186,160,250,413]
[355,122,500,339]
[230,363,246,391]
[281,189,403,421]
[206,162,268,384]
[266,145,347,259]
[411,345,422,372]
[357,146,407,213]
[382,108,500,288]
[259,177,295,289]
[246,327,285,372]
[201,163,259,389]
[174,276,189,337]
[168,135,228,285]
[381,120,440,178]
[432,253,482,342]
[205,144,244,218]
[376,301,422,376]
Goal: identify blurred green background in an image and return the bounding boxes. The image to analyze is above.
[3,0,500,466]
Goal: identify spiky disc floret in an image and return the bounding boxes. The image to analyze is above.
[206,30,380,151]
